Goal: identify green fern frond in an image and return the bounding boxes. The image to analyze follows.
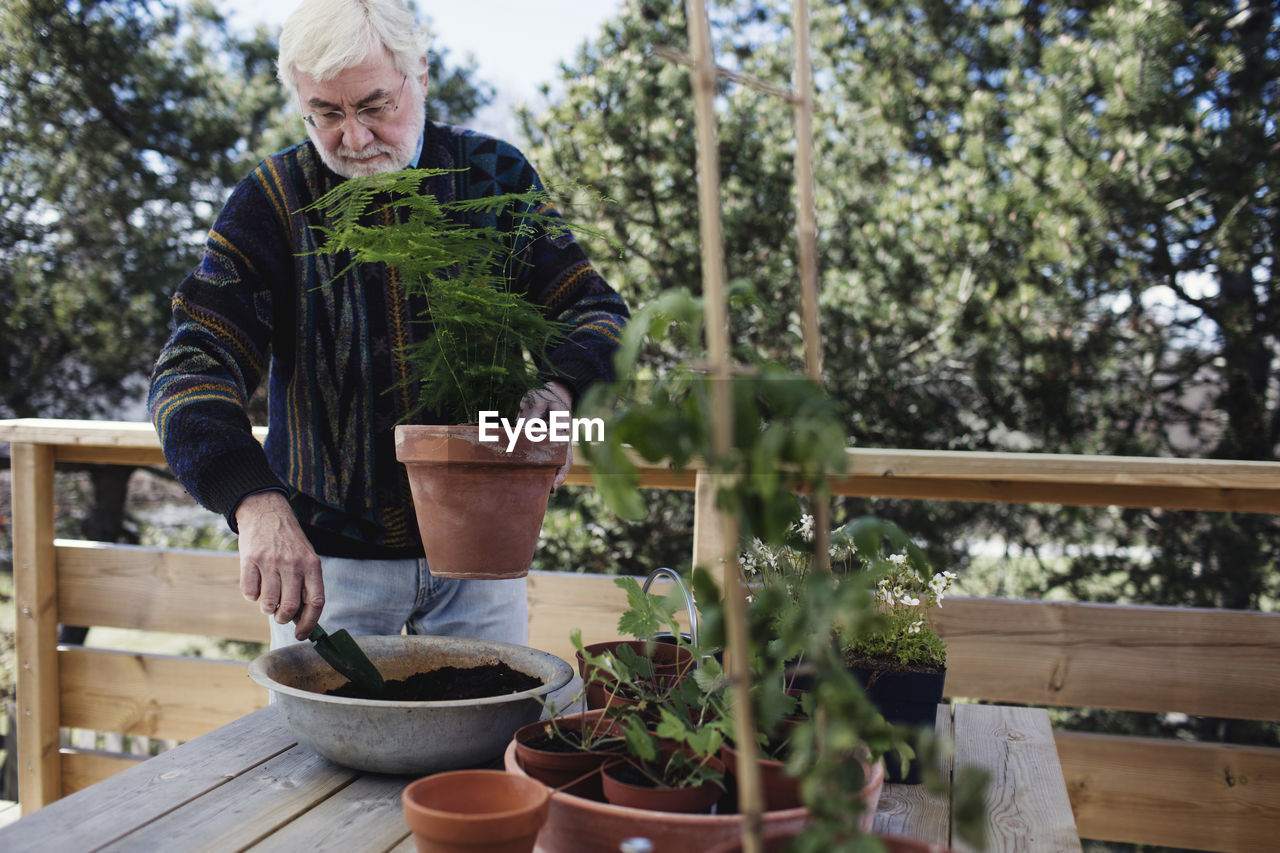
[302,168,577,423]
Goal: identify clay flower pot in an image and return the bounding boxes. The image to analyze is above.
[402,769,550,853]
[600,748,727,814]
[395,424,567,579]
[575,639,695,711]
[720,739,802,812]
[504,739,810,852]
[513,710,624,800]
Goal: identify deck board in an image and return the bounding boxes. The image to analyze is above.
[0,709,294,852]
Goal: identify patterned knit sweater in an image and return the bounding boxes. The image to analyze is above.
[148,119,628,557]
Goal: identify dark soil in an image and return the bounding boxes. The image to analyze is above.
[524,729,623,753]
[325,661,542,701]
[842,653,945,676]
[607,760,662,788]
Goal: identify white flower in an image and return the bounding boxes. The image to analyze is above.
[908,620,924,634]
[797,514,815,542]
[875,578,893,604]
[738,554,758,576]
[902,594,920,607]
[887,553,908,567]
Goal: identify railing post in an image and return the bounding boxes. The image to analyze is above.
[691,469,728,571]
[11,441,62,812]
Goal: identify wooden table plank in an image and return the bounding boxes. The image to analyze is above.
[246,774,414,853]
[0,707,296,852]
[873,704,953,844]
[97,745,357,853]
[951,704,1081,853]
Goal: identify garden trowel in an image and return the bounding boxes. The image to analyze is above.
[306,624,386,697]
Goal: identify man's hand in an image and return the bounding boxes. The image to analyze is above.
[518,379,574,489]
[235,490,324,640]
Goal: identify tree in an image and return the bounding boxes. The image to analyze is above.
[520,0,1278,609]
[0,0,493,545]
[0,0,283,421]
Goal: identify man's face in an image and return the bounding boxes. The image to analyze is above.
[295,50,426,179]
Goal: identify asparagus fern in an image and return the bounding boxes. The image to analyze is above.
[303,169,570,423]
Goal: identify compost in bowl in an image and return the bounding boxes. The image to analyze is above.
[249,635,573,775]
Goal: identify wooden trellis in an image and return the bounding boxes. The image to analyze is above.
[668,2,824,850]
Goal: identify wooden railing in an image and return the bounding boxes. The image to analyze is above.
[3,418,1279,851]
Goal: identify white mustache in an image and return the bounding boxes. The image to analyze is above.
[337,146,393,160]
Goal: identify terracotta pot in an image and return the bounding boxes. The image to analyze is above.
[720,740,802,812]
[402,769,550,853]
[504,741,885,852]
[718,747,884,832]
[600,748,727,814]
[575,640,695,711]
[705,827,953,853]
[513,710,624,800]
[395,424,566,579]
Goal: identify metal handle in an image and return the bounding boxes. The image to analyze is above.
[641,566,699,649]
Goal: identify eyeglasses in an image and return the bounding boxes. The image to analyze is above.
[303,75,408,132]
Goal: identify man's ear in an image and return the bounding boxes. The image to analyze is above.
[416,54,430,96]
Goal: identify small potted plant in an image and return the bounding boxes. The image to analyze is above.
[740,515,956,784]
[512,709,625,800]
[561,576,729,813]
[305,170,591,579]
[598,701,729,814]
[840,519,956,784]
[717,663,809,812]
[573,576,697,712]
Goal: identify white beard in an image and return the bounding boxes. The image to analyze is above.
[311,99,424,179]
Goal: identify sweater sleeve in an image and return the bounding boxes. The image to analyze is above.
[147,164,292,525]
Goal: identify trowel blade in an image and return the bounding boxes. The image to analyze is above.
[308,625,386,696]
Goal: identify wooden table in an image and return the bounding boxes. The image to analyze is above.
[0,703,1080,852]
[873,704,1082,852]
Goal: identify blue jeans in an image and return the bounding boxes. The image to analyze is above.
[268,555,529,650]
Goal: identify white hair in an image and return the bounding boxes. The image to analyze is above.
[277,0,428,91]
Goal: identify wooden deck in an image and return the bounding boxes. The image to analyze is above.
[3,418,1279,851]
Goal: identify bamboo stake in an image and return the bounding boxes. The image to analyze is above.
[683,2,763,852]
[791,0,831,569]
[793,0,821,384]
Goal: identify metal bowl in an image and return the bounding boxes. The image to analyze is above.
[249,635,573,775]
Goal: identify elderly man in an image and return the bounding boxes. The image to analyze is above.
[148,0,627,648]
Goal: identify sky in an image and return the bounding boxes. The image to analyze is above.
[217,0,626,137]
